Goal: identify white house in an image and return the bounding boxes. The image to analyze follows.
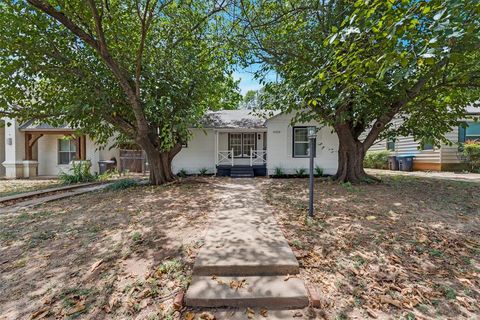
[366,105,480,171]
[1,110,339,178]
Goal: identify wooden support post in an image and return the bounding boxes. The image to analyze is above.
[24,133,43,160]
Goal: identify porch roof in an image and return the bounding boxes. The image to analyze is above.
[18,120,75,133]
[200,110,273,129]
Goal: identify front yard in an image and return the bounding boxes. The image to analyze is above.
[263,174,479,319]
[0,178,215,320]
[0,174,478,319]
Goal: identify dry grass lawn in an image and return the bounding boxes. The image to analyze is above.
[0,179,61,197]
[262,174,479,319]
[0,178,216,320]
[1,175,478,320]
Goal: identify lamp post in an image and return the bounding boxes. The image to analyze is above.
[308,126,316,217]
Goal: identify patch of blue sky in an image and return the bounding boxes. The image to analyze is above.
[233,63,277,95]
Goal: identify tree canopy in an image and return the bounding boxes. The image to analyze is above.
[238,0,480,181]
[0,0,240,184]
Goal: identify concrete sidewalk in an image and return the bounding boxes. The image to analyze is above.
[366,168,480,183]
[185,179,308,309]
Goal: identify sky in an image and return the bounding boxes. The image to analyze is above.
[233,64,277,96]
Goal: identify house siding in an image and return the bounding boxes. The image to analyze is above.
[172,128,216,174]
[266,112,339,175]
[364,118,469,171]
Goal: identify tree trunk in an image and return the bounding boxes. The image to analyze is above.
[138,137,181,185]
[333,125,369,183]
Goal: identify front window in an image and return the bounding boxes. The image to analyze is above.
[293,127,314,157]
[229,133,256,157]
[58,139,77,164]
[459,122,480,142]
[387,138,395,151]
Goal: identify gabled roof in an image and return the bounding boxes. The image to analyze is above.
[200,110,268,129]
[18,120,74,131]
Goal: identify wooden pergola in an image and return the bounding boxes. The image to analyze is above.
[22,129,87,161]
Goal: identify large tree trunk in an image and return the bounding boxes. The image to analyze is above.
[333,124,369,183]
[139,137,182,185]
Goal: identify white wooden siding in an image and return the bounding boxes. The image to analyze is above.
[266,112,339,175]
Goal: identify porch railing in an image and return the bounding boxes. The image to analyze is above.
[250,149,267,166]
[216,149,266,166]
[217,149,234,166]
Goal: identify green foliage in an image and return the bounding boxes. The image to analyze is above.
[0,1,240,160]
[314,165,324,177]
[462,140,480,172]
[158,259,183,276]
[364,151,390,169]
[59,161,96,184]
[198,168,208,176]
[273,167,285,177]
[177,169,188,178]
[239,0,480,181]
[131,231,143,244]
[295,168,307,177]
[105,179,138,191]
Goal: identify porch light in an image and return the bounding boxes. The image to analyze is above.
[308,126,316,217]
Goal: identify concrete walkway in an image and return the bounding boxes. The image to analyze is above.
[0,183,111,214]
[366,168,480,183]
[185,179,309,310]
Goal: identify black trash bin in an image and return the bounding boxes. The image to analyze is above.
[388,156,399,171]
[398,156,414,171]
[98,160,116,174]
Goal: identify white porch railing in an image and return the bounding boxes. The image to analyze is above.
[216,149,266,166]
[217,149,234,166]
[250,149,267,166]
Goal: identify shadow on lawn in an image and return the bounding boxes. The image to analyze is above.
[0,177,215,319]
[262,176,480,319]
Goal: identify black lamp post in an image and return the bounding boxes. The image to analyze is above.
[308,126,316,217]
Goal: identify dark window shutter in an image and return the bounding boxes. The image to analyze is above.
[458,124,466,143]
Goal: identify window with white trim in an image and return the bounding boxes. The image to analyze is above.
[58,139,77,164]
[228,133,256,157]
[293,127,313,157]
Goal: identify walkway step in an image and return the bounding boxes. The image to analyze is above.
[193,243,299,276]
[185,275,309,309]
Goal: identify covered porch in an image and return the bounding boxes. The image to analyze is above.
[214,129,267,177]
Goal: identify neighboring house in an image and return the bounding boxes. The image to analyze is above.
[1,110,339,178]
[366,105,480,171]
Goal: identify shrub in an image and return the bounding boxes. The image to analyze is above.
[177,169,188,178]
[59,161,96,184]
[198,168,208,176]
[295,168,307,177]
[314,165,324,177]
[463,140,480,172]
[363,151,390,169]
[105,179,137,191]
[273,167,285,177]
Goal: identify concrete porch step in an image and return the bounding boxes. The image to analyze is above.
[193,243,299,276]
[185,275,309,309]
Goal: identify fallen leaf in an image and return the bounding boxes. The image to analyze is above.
[379,295,402,308]
[64,301,86,315]
[260,308,268,317]
[184,311,195,320]
[89,259,104,273]
[365,307,378,318]
[246,307,255,319]
[366,215,377,220]
[418,234,428,243]
[284,274,294,281]
[30,308,49,319]
[200,312,215,320]
[230,279,248,290]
